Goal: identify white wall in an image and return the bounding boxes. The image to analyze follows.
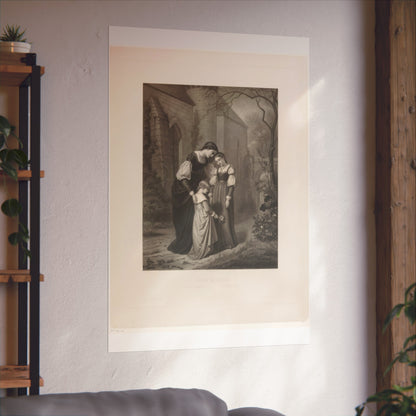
[0,1,376,415]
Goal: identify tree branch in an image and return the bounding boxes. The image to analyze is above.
[255,98,272,130]
[218,89,275,111]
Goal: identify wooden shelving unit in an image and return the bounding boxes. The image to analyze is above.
[0,51,44,395]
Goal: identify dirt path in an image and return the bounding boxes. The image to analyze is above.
[143,226,197,270]
[143,218,277,270]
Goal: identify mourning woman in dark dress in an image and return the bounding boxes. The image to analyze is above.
[168,141,218,254]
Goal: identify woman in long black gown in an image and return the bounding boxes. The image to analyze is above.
[167,141,218,254]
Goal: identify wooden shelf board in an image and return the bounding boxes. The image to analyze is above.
[0,72,29,87]
[0,51,45,86]
[0,270,44,283]
[0,64,32,74]
[0,69,45,87]
[0,170,45,180]
[0,366,44,389]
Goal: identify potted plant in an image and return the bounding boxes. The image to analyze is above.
[0,24,31,53]
[0,115,30,258]
[355,283,416,416]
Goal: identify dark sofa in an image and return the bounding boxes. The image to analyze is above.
[0,388,284,416]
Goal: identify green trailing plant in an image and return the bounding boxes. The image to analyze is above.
[0,24,27,42]
[355,282,416,416]
[0,115,30,259]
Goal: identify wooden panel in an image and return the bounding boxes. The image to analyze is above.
[0,366,44,389]
[0,270,44,283]
[375,0,416,392]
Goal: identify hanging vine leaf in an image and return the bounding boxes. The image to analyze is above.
[10,149,28,168]
[8,232,20,245]
[0,115,12,139]
[8,226,30,246]
[19,222,29,241]
[0,148,11,162]
[0,161,18,180]
[383,303,405,332]
[405,283,416,301]
[0,148,28,168]
[7,224,31,260]
[0,114,31,260]
[21,245,31,259]
[404,283,416,324]
[1,198,22,217]
[356,284,416,416]
[404,334,416,349]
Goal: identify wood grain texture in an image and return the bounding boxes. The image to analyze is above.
[375,0,416,393]
[0,270,44,283]
[0,51,45,86]
[0,170,45,180]
[0,365,44,389]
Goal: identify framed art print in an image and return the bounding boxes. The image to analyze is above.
[109,27,309,351]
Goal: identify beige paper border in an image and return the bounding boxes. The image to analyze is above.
[109,27,309,350]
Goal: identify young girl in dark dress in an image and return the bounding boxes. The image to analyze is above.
[168,142,218,254]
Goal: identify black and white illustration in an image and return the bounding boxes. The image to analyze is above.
[142,83,278,270]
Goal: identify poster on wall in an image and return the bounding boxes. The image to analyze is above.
[109,27,309,351]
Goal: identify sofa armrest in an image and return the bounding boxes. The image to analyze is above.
[229,407,285,416]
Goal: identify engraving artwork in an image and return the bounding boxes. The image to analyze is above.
[142,84,278,270]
